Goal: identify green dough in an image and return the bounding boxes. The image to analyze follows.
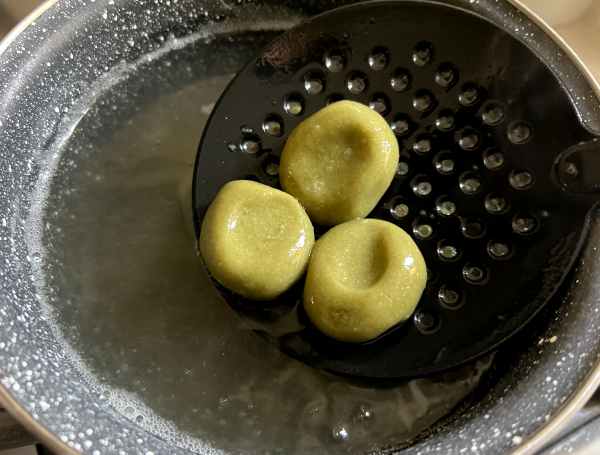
[304,219,426,343]
[200,180,315,300]
[280,100,399,226]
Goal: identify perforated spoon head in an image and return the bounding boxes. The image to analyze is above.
[193,1,598,378]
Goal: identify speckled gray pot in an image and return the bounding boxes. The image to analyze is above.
[1,1,600,454]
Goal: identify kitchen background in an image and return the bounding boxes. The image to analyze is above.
[1,0,600,454]
[0,1,42,38]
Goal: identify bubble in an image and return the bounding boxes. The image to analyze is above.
[437,158,454,174]
[485,194,509,214]
[413,137,432,155]
[369,94,390,115]
[241,138,261,154]
[391,116,411,136]
[284,95,304,116]
[459,173,482,195]
[262,115,283,137]
[508,122,532,144]
[390,203,409,219]
[509,170,534,190]
[483,149,505,170]
[346,72,368,94]
[264,162,279,176]
[438,286,462,309]
[436,198,456,217]
[412,178,432,197]
[435,111,455,131]
[396,161,409,176]
[414,311,439,334]
[458,129,480,151]
[488,241,511,259]
[368,47,389,71]
[412,41,433,66]
[354,404,374,422]
[564,162,579,177]
[331,423,350,442]
[390,69,411,92]
[512,215,538,235]
[461,218,486,239]
[435,63,457,88]
[481,102,505,126]
[463,264,487,284]
[324,50,346,72]
[304,74,324,95]
[458,84,479,106]
[434,152,455,175]
[413,222,433,240]
[412,90,435,112]
[437,242,460,261]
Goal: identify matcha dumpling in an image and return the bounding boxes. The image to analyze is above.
[280,100,399,226]
[200,180,315,300]
[304,219,426,343]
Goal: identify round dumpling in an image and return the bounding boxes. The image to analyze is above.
[280,100,399,226]
[304,219,426,342]
[200,180,315,300]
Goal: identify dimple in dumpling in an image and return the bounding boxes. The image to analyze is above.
[200,180,315,300]
[280,100,399,226]
[304,219,427,343]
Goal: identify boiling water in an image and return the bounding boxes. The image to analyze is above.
[28,31,493,454]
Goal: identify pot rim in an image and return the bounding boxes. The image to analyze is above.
[0,1,598,454]
[0,4,78,454]
[509,0,600,99]
[507,1,600,451]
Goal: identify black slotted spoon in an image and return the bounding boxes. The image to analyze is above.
[192,0,600,378]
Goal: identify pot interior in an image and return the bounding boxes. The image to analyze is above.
[32,18,498,455]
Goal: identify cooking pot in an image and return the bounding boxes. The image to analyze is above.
[1,0,600,454]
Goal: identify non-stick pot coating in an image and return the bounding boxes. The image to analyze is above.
[1,1,600,454]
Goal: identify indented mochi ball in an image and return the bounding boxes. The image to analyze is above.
[280,100,399,226]
[200,180,315,300]
[303,219,426,343]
